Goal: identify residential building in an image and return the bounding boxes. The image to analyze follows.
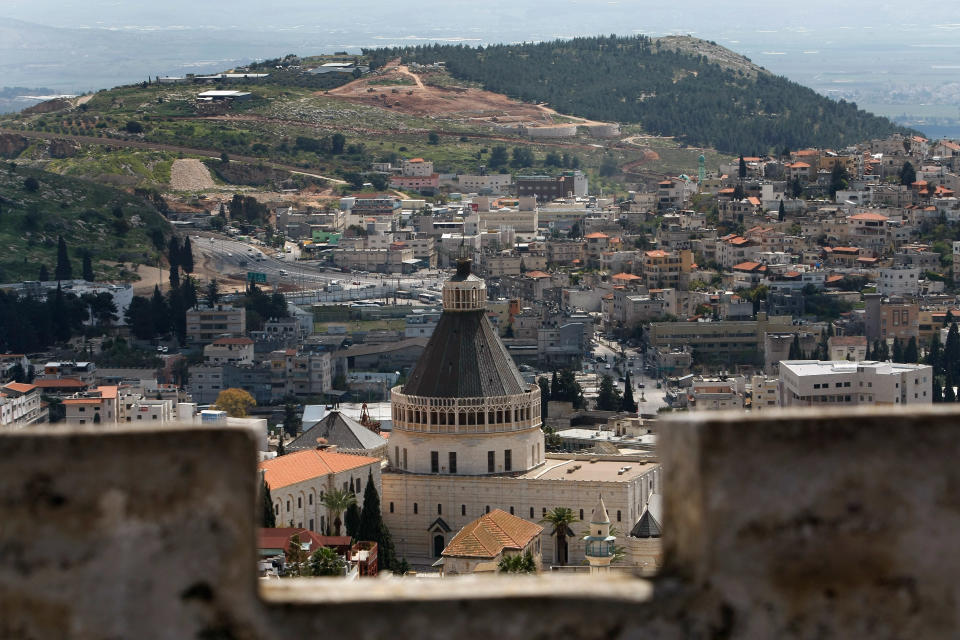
[649,314,801,368]
[0,382,45,427]
[829,336,869,362]
[779,360,933,407]
[689,378,743,411]
[186,306,247,345]
[641,249,693,289]
[203,337,255,365]
[63,385,120,425]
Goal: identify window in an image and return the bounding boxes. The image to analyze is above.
[504,450,512,472]
[403,448,408,470]
[542,507,547,517]
[462,504,466,516]
[389,502,394,513]
[309,519,314,530]
[485,505,490,514]
[286,501,290,512]
[510,506,514,515]
[413,503,418,514]
[308,495,312,505]
[274,504,279,515]
[297,497,302,508]
[449,452,457,474]
[437,504,442,515]
[431,451,439,473]
[530,507,535,518]
[617,510,622,522]
[395,446,399,465]
[487,451,495,473]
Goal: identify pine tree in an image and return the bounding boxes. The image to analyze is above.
[82,253,94,282]
[261,474,276,528]
[892,337,903,363]
[788,334,801,360]
[595,375,621,411]
[38,264,50,282]
[621,372,637,413]
[738,154,747,181]
[283,403,301,438]
[55,235,72,281]
[778,199,785,222]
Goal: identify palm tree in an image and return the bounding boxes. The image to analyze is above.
[322,488,357,536]
[540,507,577,565]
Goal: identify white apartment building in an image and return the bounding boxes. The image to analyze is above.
[459,174,513,195]
[0,382,45,427]
[689,378,743,412]
[878,267,920,297]
[779,360,933,408]
[401,158,434,177]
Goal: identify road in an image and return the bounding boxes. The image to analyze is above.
[191,233,449,300]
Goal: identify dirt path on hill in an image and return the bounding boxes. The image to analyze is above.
[169,159,215,190]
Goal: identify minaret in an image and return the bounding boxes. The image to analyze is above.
[584,494,615,573]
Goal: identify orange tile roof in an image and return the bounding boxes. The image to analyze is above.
[525,270,551,279]
[849,212,888,221]
[33,379,88,389]
[62,398,102,405]
[644,250,669,258]
[3,382,36,393]
[825,275,845,283]
[747,197,761,206]
[442,509,543,559]
[611,272,642,280]
[259,449,378,489]
[584,232,609,239]
[732,261,762,272]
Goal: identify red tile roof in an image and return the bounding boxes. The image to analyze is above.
[612,272,642,281]
[3,382,36,394]
[258,528,351,554]
[732,261,762,272]
[33,379,88,389]
[259,449,378,489]
[849,212,888,221]
[524,270,551,279]
[442,509,542,559]
[584,232,609,239]
[644,250,669,258]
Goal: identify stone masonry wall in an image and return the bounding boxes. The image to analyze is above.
[4,407,960,638]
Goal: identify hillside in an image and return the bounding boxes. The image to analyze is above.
[0,163,171,283]
[366,35,916,154]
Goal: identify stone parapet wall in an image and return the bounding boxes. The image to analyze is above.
[4,407,960,638]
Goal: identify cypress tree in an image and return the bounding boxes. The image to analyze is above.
[550,371,559,399]
[927,333,943,374]
[38,264,50,282]
[168,236,181,272]
[82,253,94,282]
[55,235,72,281]
[904,337,918,364]
[150,285,169,336]
[778,199,785,222]
[169,264,180,290]
[356,470,395,570]
[538,377,550,420]
[892,337,903,363]
[946,375,957,403]
[344,502,361,539]
[261,474,276,528]
[933,379,944,403]
[945,322,960,377]
[621,371,637,413]
[180,237,194,273]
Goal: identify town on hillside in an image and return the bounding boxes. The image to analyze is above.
[4,78,960,581]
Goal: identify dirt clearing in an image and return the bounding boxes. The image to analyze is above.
[170,159,215,191]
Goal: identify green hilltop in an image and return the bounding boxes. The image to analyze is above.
[0,163,170,283]
[366,34,916,154]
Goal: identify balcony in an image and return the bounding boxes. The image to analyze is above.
[2,407,958,638]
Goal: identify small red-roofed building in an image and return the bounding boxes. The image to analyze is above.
[259,448,381,533]
[440,508,543,575]
[787,161,814,182]
[63,385,120,425]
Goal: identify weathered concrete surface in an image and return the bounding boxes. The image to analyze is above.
[4,408,960,639]
[662,406,960,639]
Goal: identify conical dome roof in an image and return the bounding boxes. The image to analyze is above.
[590,494,610,524]
[402,260,527,399]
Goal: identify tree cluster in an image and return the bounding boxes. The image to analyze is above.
[369,36,915,154]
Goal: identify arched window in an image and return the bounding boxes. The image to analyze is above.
[274,504,279,515]
[485,505,490,514]
[617,510,622,522]
[530,507,534,518]
[389,502,394,513]
[286,501,291,512]
[308,494,312,505]
[461,504,466,516]
[579,509,584,520]
[298,497,302,508]
[510,506,514,515]
[413,503,418,514]
[437,503,442,515]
